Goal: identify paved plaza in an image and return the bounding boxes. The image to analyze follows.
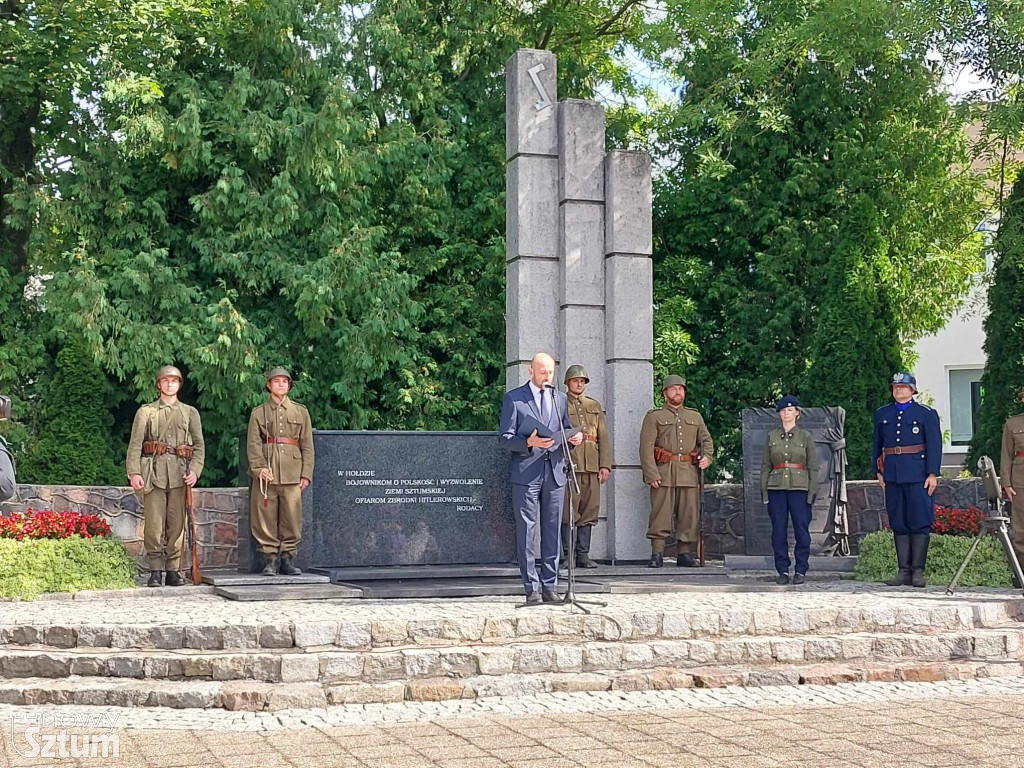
[2,677,1024,767]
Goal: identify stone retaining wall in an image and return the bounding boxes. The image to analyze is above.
[0,477,985,564]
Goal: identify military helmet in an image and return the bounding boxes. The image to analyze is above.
[563,365,590,384]
[265,367,293,392]
[156,365,183,383]
[661,374,686,391]
[890,372,918,394]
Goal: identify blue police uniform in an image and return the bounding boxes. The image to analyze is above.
[872,373,941,586]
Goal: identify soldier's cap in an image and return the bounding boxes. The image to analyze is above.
[776,395,800,412]
[156,365,183,383]
[662,374,686,391]
[564,364,590,384]
[890,372,918,394]
[265,367,292,382]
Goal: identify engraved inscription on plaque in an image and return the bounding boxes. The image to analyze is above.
[275,431,515,570]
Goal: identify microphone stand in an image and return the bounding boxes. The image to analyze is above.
[551,385,606,614]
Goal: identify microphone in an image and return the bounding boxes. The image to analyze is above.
[543,383,558,390]
[978,456,1002,504]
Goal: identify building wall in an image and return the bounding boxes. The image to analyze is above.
[913,294,987,474]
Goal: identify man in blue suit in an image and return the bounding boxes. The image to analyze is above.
[873,372,941,588]
[500,352,583,603]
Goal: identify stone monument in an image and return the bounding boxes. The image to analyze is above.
[505,49,654,562]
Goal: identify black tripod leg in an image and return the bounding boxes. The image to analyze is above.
[946,530,985,596]
[996,522,1024,594]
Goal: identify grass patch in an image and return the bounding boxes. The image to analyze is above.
[855,530,1013,588]
[0,536,136,600]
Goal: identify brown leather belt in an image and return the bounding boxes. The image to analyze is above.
[773,462,806,470]
[583,434,598,443]
[655,446,701,464]
[142,442,194,459]
[1016,451,1024,458]
[881,444,926,456]
[264,436,300,447]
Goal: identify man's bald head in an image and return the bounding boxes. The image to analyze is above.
[529,353,555,389]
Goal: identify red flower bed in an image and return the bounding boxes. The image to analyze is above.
[931,505,985,537]
[0,508,112,540]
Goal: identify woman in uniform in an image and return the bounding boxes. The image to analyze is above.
[760,395,818,585]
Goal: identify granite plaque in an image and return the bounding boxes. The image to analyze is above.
[741,408,846,556]
[239,431,514,571]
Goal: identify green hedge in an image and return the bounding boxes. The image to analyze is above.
[0,536,136,600]
[855,530,1013,588]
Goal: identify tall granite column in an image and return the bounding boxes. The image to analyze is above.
[603,151,654,562]
[557,99,606,402]
[505,49,559,390]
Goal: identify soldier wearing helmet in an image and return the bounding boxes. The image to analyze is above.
[639,375,713,568]
[126,365,206,587]
[245,367,315,576]
[873,372,941,587]
[561,365,612,569]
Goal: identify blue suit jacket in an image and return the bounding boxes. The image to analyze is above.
[872,400,941,483]
[499,383,572,487]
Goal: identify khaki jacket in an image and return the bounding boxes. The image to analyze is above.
[759,426,818,503]
[567,393,612,473]
[246,397,315,485]
[1001,414,1024,489]
[639,404,713,487]
[126,400,205,493]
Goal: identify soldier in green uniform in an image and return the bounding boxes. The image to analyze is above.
[1000,388,1024,564]
[639,375,713,568]
[561,365,612,569]
[126,366,205,587]
[246,368,315,576]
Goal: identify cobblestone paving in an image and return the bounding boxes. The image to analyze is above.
[3,678,1024,767]
[2,584,1021,627]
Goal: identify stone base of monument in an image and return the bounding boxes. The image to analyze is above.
[3,589,1024,711]
[203,571,332,587]
[724,555,858,574]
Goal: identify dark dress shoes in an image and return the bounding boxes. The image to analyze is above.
[775,573,790,585]
[525,592,542,605]
[792,573,806,585]
[542,590,559,603]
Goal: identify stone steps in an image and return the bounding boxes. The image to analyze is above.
[2,626,1023,687]
[3,657,1023,711]
[3,598,1022,652]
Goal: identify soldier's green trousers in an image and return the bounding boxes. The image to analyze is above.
[563,472,600,527]
[647,485,699,554]
[143,485,186,571]
[251,482,303,556]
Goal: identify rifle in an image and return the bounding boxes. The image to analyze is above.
[179,456,202,584]
[697,456,705,566]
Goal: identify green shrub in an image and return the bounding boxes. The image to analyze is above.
[0,536,136,600]
[855,530,1013,588]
